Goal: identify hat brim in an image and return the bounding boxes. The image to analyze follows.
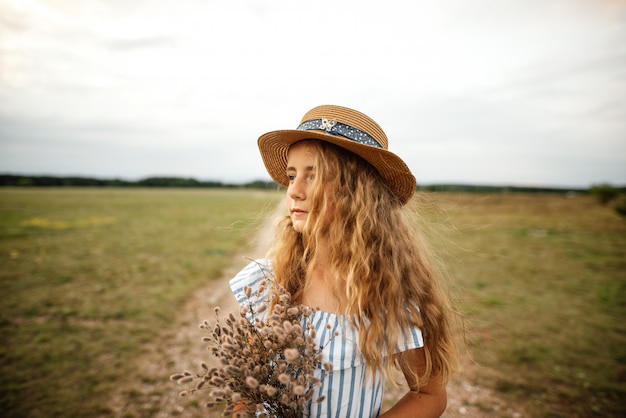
[258,129,416,205]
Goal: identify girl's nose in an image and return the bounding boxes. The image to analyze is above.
[288,178,306,200]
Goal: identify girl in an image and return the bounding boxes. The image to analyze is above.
[230,105,458,417]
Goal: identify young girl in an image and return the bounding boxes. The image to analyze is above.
[230,105,458,417]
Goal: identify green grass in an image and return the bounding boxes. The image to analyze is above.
[0,188,281,417]
[1,189,624,417]
[423,193,626,417]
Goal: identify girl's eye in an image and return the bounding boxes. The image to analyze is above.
[287,174,296,181]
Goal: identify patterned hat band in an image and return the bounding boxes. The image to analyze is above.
[297,118,383,149]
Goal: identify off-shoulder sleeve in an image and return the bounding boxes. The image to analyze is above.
[396,324,424,352]
[229,258,272,308]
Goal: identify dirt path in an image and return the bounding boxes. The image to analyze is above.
[108,207,527,418]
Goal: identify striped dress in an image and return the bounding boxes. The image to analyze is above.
[229,259,424,418]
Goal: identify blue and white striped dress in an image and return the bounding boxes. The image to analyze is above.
[230,259,424,418]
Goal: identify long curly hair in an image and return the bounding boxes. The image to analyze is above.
[267,140,458,386]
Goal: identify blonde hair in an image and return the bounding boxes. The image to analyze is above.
[267,140,458,387]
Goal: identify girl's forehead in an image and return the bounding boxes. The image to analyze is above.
[289,140,315,151]
[287,141,317,158]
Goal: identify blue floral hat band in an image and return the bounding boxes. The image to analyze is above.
[297,118,383,149]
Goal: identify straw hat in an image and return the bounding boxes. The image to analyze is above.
[257,105,416,204]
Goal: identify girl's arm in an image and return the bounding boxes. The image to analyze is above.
[380,348,447,418]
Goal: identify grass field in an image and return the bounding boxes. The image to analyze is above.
[0,188,281,417]
[1,188,624,417]
[423,192,626,417]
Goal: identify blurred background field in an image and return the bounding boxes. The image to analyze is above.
[424,192,626,417]
[0,188,624,417]
[0,188,281,417]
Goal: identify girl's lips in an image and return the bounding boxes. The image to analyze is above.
[291,209,308,215]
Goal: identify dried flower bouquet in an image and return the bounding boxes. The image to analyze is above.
[171,274,332,418]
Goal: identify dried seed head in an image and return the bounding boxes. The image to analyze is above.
[244,286,252,299]
[284,348,299,363]
[210,375,225,385]
[278,373,291,385]
[178,375,194,384]
[269,314,281,324]
[292,385,305,396]
[245,376,259,388]
[283,320,293,333]
[211,389,227,397]
[272,326,285,338]
[224,365,241,376]
[264,385,278,397]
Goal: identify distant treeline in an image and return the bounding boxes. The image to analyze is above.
[0,174,276,189]
[0,174,607,194]
[416,184,589,193]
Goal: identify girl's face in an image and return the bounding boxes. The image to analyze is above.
[286,141,317,233]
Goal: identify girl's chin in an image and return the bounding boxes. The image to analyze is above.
[291,219,307,233]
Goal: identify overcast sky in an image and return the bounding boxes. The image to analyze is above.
[1,0,625,188]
